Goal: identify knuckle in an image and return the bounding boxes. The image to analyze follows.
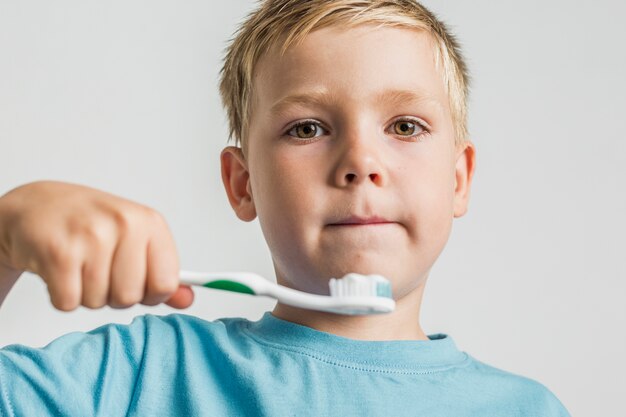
[44,241,78,273]
[112,208,137,235]
[44,242,65,265]
[113,204,158,233]
[81,222,111,248]
[113,205,165,237]
[147,207,165,224]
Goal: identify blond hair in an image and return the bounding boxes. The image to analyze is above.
[219,0,471,155]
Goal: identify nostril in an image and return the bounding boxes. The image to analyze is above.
[344,173,380,184]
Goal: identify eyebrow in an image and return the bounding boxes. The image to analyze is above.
[269,88,443,116]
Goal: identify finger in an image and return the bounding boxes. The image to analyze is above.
[108,231,147,309]
[38,242,83,312]
[164,285,194,309]
[141,212,179,306]
[81,246,113,310]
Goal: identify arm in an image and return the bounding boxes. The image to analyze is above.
[0,193,23,307]
[0,314,153,415]
[0,263,22,308]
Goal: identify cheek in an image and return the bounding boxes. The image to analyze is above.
[251,153,320,242]
[266,155,315,206]
[402,154,455,237]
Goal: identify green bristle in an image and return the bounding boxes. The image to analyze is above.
[203,280,255,295]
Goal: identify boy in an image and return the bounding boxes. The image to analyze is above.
[0,0,571,415]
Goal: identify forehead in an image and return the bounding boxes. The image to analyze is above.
[251,24,448,116]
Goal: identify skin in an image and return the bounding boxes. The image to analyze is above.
[221,25,476,341]
[0,24,473,341]
[0,181,193,310]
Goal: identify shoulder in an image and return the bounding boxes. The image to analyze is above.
[81,312,249,336]
[130,312,250,339]
[109,312,255,353]
[0,313,251,363]
[0,314,255,416]
[461,355,571,416]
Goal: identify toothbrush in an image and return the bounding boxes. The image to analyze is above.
[179,270,395,315]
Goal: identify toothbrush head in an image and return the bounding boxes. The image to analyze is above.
[327,273,395,315]
[329,273,392,298]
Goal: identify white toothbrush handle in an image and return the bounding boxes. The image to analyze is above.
[178,270,395,315]
[179,270,329,306]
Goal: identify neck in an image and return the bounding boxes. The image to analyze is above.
[272,280,429,341]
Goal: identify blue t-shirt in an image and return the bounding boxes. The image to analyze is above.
[0,312,571,416]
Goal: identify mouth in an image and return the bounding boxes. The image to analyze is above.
[328,215,395,226]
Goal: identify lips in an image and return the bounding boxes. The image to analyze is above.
[329,215,394,225]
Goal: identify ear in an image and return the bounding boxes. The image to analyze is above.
[453,141,476,218]
[220,146,257,222]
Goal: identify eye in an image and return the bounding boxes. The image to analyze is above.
[388,117,429,139]
[394,120,418,135]
[286,120,327,139]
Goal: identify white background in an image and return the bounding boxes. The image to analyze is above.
[1,1,624,416]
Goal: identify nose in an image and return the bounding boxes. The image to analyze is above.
[333,130,386,188]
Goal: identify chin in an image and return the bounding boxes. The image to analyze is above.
[322,256,400,277]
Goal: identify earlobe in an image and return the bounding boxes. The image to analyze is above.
[220,146,257,222]
[453,141,476,218]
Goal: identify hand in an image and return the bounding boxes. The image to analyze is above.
[0,180,193,311]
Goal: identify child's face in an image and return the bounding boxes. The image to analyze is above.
[222,24,475,298]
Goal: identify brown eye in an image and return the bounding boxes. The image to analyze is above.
[297,124,316,138]
[393,120,417,136]
[288,122,323,139]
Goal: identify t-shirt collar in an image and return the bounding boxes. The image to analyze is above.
[244,311,468,373]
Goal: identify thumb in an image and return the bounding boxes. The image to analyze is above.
[164,285,195,309]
